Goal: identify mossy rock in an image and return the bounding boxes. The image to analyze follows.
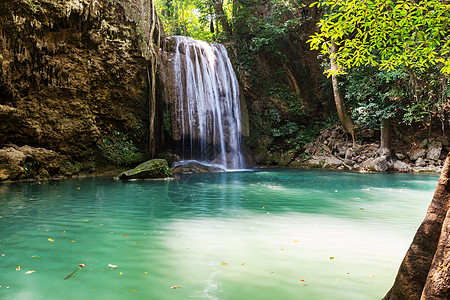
[118,159,174,180]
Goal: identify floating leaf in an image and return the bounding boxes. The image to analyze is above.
[300,279,305,282]
[330,257,335,260]
[25,270,36,274]
[171,286,181,289]
[293,241,300,243]
[130,290,136,292]
[108,264,118,269]
[241,263,245,266]
[119,272,123,275]
[367,274,376,277]
[220,262,229,266]
[78,264,86,268]
[122,235,130,237]
[16,266,20,271]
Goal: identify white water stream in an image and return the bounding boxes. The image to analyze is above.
[163,36,245,170]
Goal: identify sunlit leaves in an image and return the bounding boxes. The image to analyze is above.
[308,0,450,74]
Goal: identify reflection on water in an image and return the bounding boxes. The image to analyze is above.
[0,170,438,299]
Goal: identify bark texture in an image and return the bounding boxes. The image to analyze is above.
[379,118,393,157]
[329,41,355,145]
[384,154,450,300]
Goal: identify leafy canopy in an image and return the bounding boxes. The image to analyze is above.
[308,0,450,74]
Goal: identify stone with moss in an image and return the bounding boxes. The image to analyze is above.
[118,159,174,180]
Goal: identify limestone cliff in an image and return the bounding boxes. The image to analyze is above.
[0,0,162,179]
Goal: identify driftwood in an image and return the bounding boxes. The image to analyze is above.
[384,154,450,300]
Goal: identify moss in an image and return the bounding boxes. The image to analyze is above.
[118,159,174,180]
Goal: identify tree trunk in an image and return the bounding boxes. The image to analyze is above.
[379,118,392,157]
[383,154,450,300]
[214,0,232,36]
[329,40,356,145]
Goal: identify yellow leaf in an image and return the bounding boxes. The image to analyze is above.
[16,266,20,271]
[48,238,54,243]
[293,241,299,243]
[171,286,181,289]
[220,262,229,266]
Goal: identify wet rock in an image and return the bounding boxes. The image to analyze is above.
[171,161,224,174]
[409,149,426,161]
[427,141,442,161]
[118,159,174,179]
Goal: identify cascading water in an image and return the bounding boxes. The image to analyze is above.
[162,36,245,170]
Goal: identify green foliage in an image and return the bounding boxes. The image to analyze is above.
[344,67,406,128]
[99,131,142,165]
[308,0,450,74]
[265,106,337,151]
[155,0,233,41]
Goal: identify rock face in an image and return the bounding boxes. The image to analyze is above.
[118,159,174,180]
[0,144,78,181]
[0,0,163,176]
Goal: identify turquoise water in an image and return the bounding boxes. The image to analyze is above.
[0,169,438,300]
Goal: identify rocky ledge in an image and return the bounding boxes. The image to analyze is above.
[257,125,448,173]
[0,144,87,181]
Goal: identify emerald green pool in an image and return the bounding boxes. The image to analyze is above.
[0,170,438,299]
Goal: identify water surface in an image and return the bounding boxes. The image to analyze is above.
[0,170,438,299]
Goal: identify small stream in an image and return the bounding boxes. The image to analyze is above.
[0,170,438,299]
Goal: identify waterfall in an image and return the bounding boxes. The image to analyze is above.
[162,36,245,170]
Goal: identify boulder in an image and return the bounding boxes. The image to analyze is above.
[323,155,344,168]
[395,152,405,160]
[118,159,174,179]
[427,141,442,161]
[409,148,426,161]
[278,149,297,167]
[371,156,390,172]
[171,161,224,174]
[393,160,411,172]
[415,157,426,167]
